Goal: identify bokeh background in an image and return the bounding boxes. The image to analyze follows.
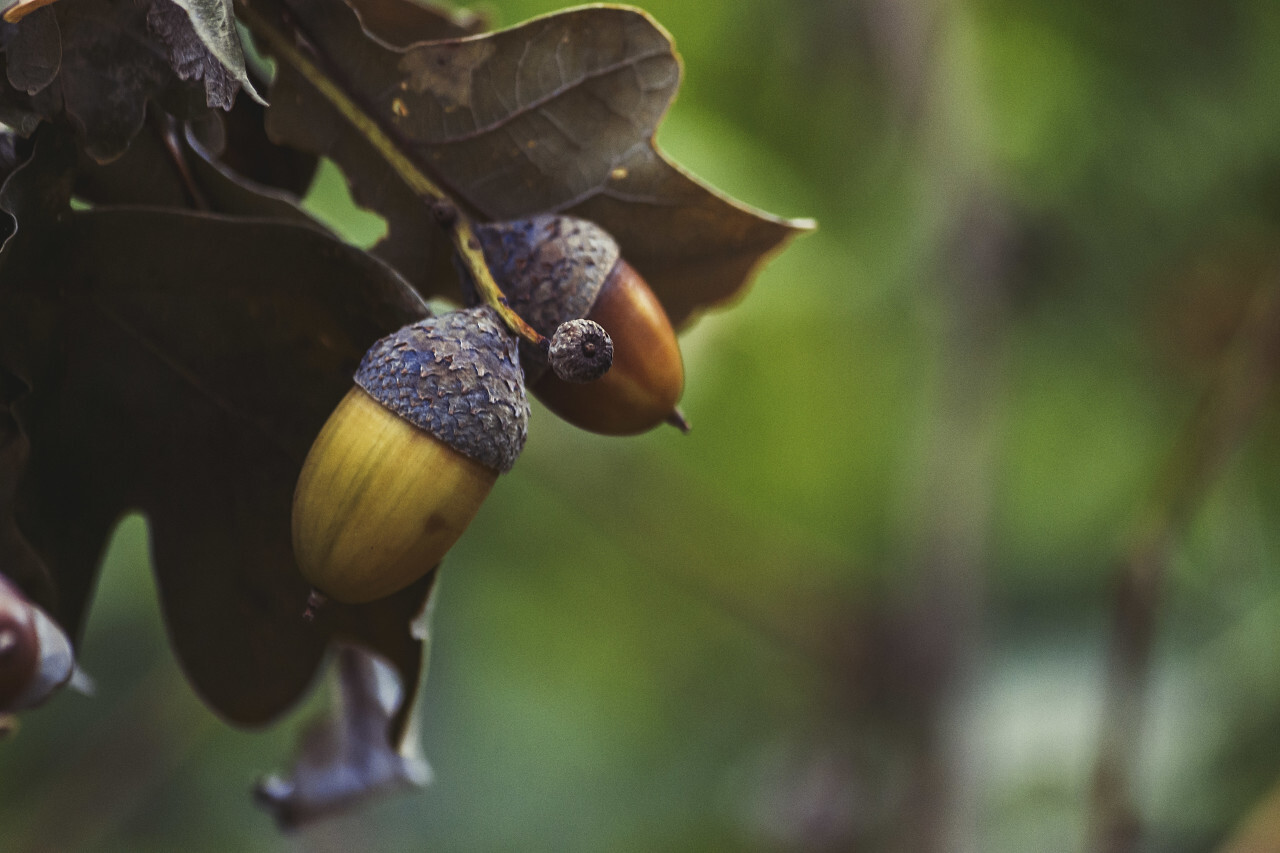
[6,0,1280,850]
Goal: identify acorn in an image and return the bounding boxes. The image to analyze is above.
[292,306,529,604]
[471,215,685,435]
[0,574,79,712]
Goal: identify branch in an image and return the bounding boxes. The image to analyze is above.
[1089,271,1280,852]
[234,0,547,349]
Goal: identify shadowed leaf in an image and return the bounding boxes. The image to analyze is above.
[251,0,807,327]
[0,410,51,613]
[3,6,58,96]
[346,0,484,48]
[0,132,435,728]
[73,113,194,208]
[56,0,206,161]
[0,66,44,136]
[246,0,479,309]
[0,0,211,162]
[256,644,432,827]
[184,125,322,223]
[200,94,319,196]
[75,111,319,224]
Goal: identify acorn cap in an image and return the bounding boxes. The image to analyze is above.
[472,215,620,381]
[353,306,529,473]
[548,319,614,383]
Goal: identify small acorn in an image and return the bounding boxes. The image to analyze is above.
[472,215,685,435]
[292,306,529,604]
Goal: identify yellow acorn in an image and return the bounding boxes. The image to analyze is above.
[292,306,529,604]
[472,215,685,435]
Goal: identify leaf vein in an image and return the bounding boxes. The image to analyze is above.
[89,296,300,464]
[432,47,672,145]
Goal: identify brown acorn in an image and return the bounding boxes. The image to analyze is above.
[472,215,685,435]
[292,306,529,604]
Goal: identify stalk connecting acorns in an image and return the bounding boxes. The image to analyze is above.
[293,214,684,604]
[472,215,685,435]
[291,306,529,604]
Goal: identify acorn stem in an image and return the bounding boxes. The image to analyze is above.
[666,408,692,433]
[235,0,549,349]
[450,215,548,348]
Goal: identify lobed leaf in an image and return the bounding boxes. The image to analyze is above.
[251,0,808,326]
[256,644,432,827]
[3,7,58,96]
[0,131,433,729]
[0,408,52,614]
[345,0,485,48]
[201,94,320,196]
[75,112,320,225]
[60,0,205,162]
[0,0,220,162]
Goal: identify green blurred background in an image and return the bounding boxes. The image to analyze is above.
[7,0,1280,850]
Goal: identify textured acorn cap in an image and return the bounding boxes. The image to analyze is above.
[472,215,620,381]
[548,318,614,383]
[353,306,529,473]
[532,258,685,435]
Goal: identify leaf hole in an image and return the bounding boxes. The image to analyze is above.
[300,159,388,250]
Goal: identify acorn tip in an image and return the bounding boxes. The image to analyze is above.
[666,408,691,434]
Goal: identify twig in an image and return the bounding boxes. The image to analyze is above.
[150,110,210,211]
[233,0,547,348]
[1088,272,1280,852]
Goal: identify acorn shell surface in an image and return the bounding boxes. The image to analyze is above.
[354,306,529,473]
[292,386,498,604]
[294,306,529,603]
[534,259,684,435]
[474,216,685,434]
